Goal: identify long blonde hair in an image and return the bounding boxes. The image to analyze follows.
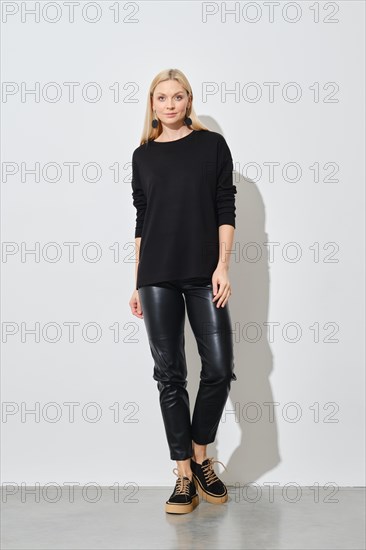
[139,68,210,145]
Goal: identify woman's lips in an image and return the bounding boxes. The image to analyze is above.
[166,113,177,117]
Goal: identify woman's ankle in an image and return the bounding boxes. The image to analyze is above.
[176,468,192,480]
[192,455,207,465]
[192,441,208,464]
[176,458,193,480]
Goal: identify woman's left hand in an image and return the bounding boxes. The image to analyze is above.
[212,268,232,308]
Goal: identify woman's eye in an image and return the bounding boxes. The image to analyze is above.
[157,96,183,100]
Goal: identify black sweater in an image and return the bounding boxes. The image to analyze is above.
[131,129,237,289]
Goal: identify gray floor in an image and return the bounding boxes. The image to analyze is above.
[1,486,365,549]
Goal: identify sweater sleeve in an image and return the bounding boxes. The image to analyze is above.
[131,151,147,238]
[216,135,237,228]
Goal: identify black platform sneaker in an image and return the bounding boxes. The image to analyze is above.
[191,457,228,504]
[165,467,200,514]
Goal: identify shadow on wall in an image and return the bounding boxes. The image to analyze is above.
[185,117,281,486]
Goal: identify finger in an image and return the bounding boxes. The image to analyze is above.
[216,287,230,308]
[212,283,222,302]
[221,296,229,307]
[221,292,229,307]
[215,288,227,307]
[130,298,143,317]
[213,287,223,304]
[223,288,232,305]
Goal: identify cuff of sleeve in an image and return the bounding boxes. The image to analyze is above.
[218,214,236,228]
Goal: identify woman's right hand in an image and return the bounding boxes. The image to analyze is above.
[129,289,143,319]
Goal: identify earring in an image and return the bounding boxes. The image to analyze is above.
[152,110,159,128]
[184,111,192,126]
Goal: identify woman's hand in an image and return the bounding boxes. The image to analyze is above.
[129,289,144,318]
[212,268,232,308]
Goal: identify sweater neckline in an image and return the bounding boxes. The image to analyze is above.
[151,130,195,144]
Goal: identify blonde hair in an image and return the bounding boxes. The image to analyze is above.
[139,68,210,145]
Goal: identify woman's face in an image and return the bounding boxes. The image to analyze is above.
[152,80,191,128]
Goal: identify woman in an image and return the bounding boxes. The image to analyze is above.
[129,68,238,515]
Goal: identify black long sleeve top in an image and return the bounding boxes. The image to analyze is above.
[131,129,237,290]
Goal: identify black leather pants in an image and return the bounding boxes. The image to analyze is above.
[138,277,237,461]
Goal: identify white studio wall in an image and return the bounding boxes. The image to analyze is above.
[2,0,365,488]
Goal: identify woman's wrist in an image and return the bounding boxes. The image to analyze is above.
[216,262,229,271]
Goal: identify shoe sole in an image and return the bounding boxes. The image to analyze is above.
[192,474,228,504]
[165,494,199,514]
